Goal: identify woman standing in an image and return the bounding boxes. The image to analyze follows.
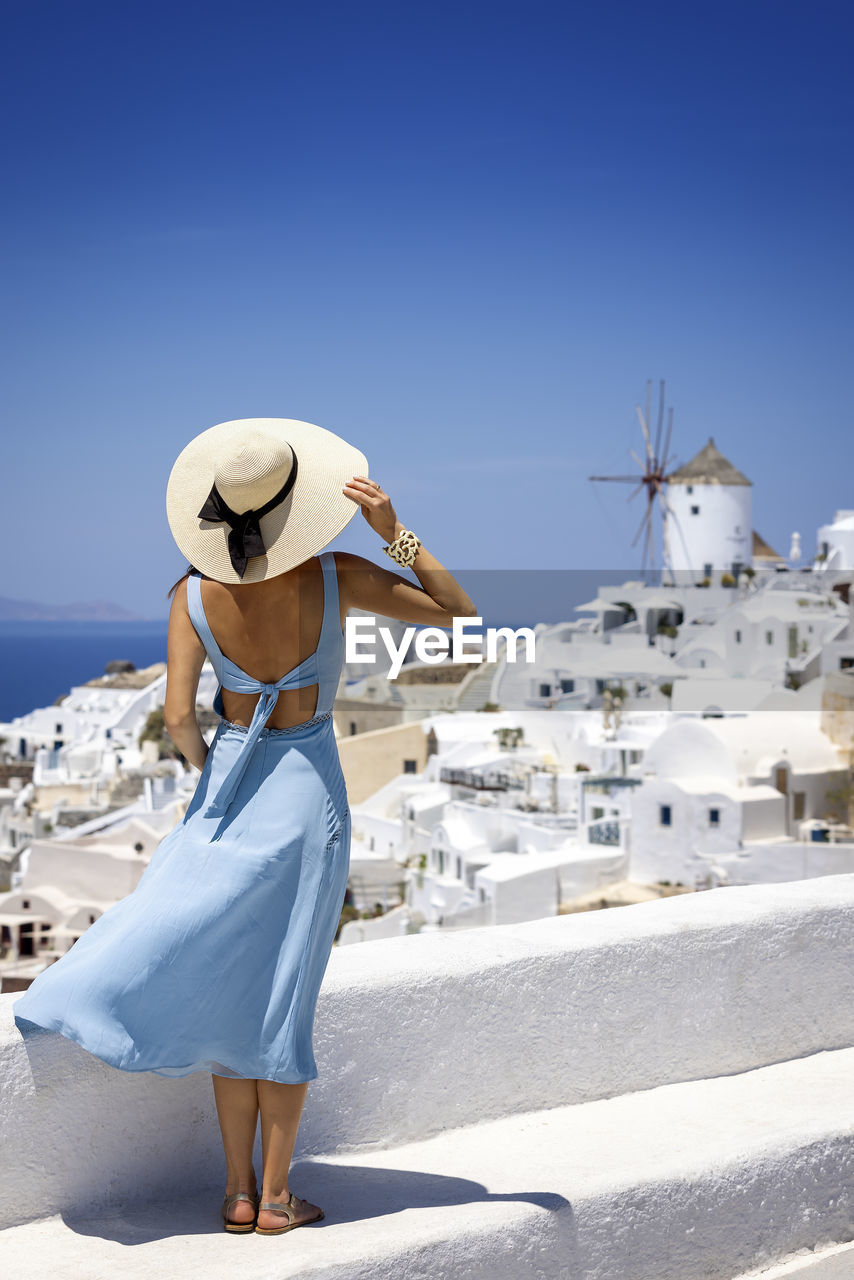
[14,418,476,1236]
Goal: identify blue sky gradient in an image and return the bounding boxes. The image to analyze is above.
[3,0,852,616]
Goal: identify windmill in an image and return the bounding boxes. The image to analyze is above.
[588,379,691,581]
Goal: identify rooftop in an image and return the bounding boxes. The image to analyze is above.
[669,436,751,487]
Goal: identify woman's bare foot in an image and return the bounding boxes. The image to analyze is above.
[256,1191,324,1233]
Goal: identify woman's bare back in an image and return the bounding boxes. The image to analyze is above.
[197,555,343,729]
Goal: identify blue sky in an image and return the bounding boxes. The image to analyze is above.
[3,0,852,618]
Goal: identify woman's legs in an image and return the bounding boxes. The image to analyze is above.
[256,1080,322,1229]
[212,1075,260,1226]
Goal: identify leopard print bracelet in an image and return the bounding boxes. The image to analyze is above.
[384,528,422,568]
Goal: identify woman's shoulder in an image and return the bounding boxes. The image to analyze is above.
[326,550,376,572]
[326,550,382,586]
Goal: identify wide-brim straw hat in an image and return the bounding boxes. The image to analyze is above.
[166,417,368,583]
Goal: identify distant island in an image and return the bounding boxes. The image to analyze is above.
[0,594,147,622]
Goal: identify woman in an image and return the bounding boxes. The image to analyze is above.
[14,417,476,1236]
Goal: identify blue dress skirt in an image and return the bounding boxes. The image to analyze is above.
[14,552,351,1084]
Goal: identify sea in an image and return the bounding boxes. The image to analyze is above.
[0,603,579,723]
[0,622,169,722]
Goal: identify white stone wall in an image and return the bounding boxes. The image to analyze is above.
[2,874,852,1231]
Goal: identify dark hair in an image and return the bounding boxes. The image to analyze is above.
[167,565,198,599]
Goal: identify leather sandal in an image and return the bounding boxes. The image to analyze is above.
[221,1189,260,1233]
[255,1191,325,1235]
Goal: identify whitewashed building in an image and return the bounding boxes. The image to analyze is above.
[814,508,854,573]
[631,708,853,887]
[0,796,191,987]
[662,436,753,581]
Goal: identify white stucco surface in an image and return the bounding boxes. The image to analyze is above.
[0,1048,850,1279]
[734,1240,854,1278]
[1,875,852,1275]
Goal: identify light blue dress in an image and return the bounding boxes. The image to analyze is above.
[14,551,351,1084]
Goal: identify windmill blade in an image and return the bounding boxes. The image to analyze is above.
[631,499,653,549]
[627,479,646,502]
[645,380,652,448]
[661,406,675,475]
[628,448,647,472]
[635,404,654,460]
[646,503,656,574]
[638,498,655,574]
[660,497,672,571]
[656,484,675,578]
[588,474,642,482]
[653,380,665,468]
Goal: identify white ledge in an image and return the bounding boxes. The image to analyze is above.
[1,874,853,1234]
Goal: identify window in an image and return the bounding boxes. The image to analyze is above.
[793,792,806,821]
[53,739,63,751]
[591,806,605,820]
[438,849,445,874]
[560,678,575,693]
[709,808,720,827]
[22,899,30,910]
[403,759,417,774]
[659,805,672,826]
[89,914,96,925]
[456,857,462,879]
[703,563,712,578]
[369,836,375,851]
[55,722,62,734]
[691,505,700,515]
[479,887,486,903]
[538,683,551,697]
[595,679,605,694]
[349,721,357,736]
[840,657,854,670]
[765,630,774,645]
[735,629,742,643]
[687,485,693,494]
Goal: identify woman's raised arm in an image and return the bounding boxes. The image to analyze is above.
[337,476,477,626]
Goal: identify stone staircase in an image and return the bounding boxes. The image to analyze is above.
[1,875,852,1278]
[455,659,499,711]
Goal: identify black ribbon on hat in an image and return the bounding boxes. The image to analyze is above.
[197,452,298,578]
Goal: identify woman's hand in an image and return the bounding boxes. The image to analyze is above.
[340,474,477,623]
[342,476,401,543]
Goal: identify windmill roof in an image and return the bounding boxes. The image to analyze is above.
[668,437,751,486]
[752,529,784,562]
